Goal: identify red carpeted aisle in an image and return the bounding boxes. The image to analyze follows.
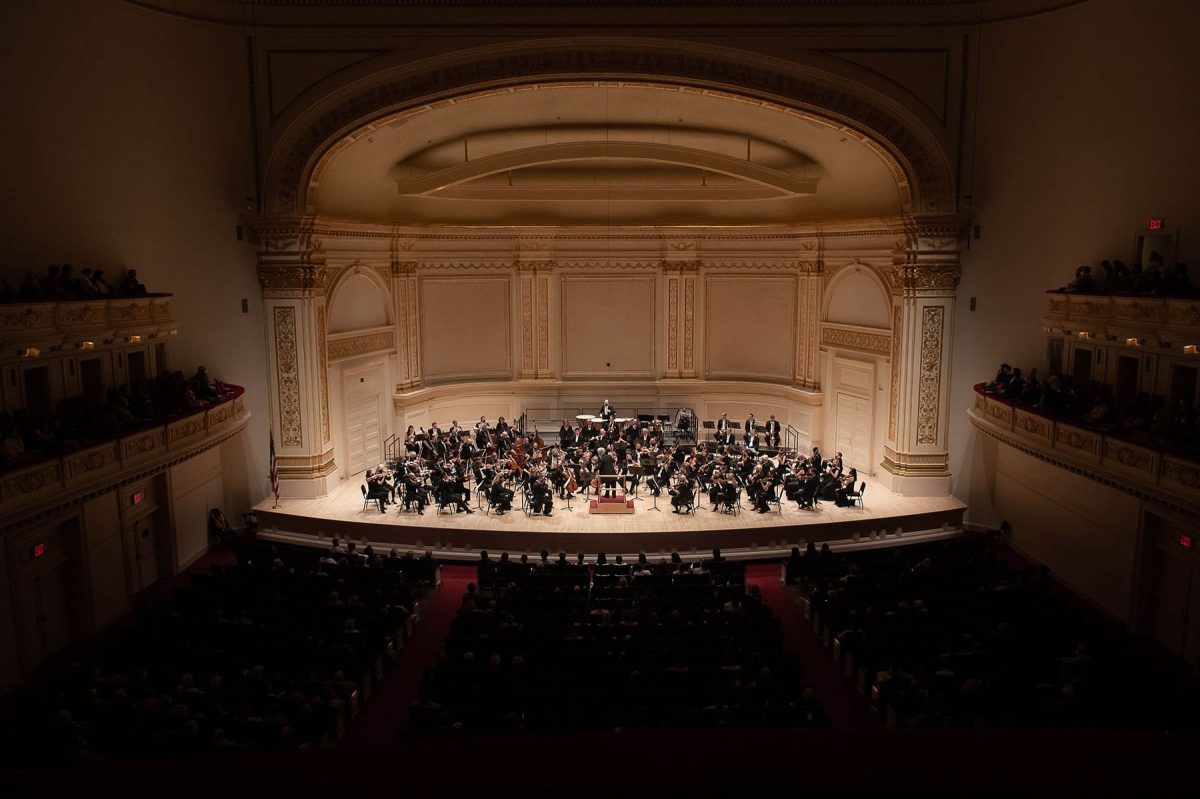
[341,564,475,745]
[746,563,881,730]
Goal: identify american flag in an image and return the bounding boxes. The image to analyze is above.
[269,429,280,504]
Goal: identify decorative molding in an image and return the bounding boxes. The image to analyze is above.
[327,329,395,360]
[888,303,901,442]
[536,275,550,375]
[916,305,943,445]
[273,306,303,447]
[316,303,330,442]
[667,277,679,373]
[821,323,891,354]
[683,276,696,374]
[969,399,1200,521]
[267,41,955,216]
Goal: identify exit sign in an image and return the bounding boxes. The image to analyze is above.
[31,542,46,559]
[1182,534,1194,550]
[1148,218,1164,231]
[130,490,144,506]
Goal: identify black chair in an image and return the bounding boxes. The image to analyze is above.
[853,482,867,508]
[360,484,370,512]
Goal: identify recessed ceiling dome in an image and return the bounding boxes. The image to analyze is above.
[314,83,905,225]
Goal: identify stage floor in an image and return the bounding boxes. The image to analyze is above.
[255,478,967,560]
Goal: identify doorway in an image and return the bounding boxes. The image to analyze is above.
[345,395,382,477]
[834,392,872,474]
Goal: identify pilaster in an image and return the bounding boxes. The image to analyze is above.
[390,243,421,390]
[879,213,966,496]
[255,217,337,497]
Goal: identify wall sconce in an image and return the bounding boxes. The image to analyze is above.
[127,334,142,344]
[1126,337,1142,347]
[20,347,39,358]
[1077,331,1091,340]
[78,341,95,351]
[1185,344,1198,355]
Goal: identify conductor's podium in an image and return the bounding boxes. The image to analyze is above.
[589,494,635,514]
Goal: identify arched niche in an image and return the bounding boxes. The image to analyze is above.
[824,264,893,329]
[327,267,391,334]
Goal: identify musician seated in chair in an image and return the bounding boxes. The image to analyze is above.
[670,476,694,513]
[765,414,781,449]
[401,469,426,515]
[529,475,554,517]
[364,468,390,513]
[488,478,514,514]
[436,473,474,513]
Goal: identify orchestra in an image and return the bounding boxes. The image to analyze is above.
[373,407,861,520]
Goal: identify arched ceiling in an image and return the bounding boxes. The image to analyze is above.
[314,83,905,225]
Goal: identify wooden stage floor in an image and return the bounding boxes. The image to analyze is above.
[255,478,967,560]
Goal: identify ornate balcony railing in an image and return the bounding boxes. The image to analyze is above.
[969,385,1200,513]
[0,294,175,358]
[1043,291,1200,349]
[0,386,247,519]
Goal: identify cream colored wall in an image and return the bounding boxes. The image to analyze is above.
[420,276,513,382]
[971,432,1141,619]
[704,275,796,382]
[561,275,657,379]
[0,0,267,518]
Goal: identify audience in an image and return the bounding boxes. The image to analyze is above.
[1060,255,1192,297]
[6,540,437,765]
[792,536,1199,731]
[0,264,151,302]
[410,551,825,735]
[0,366,236,470]
[981,363,1199,452]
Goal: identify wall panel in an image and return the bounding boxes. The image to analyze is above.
[560,275,656,379]
[420,275,512,383]
[705,275,796,382]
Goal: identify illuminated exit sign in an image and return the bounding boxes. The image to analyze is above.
[1148,218,1164,231]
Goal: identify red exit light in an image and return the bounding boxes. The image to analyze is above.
[1181,534,1194,550]
[131,490,144,506]
[32,542,46,559]
[1148,218,1164,231]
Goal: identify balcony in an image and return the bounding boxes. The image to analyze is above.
[968,385,1200,512]
[0,294,176,358]
[0,385,248,520]
[1043,291,1200,350]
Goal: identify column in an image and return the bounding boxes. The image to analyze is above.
[256,218,337,497]
[880,213,966,496]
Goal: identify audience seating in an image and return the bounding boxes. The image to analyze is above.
[786,537,1199,731]
[6,540,438,765]
[410,555,825,735]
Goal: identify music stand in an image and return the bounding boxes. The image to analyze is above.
[627,465,644,502]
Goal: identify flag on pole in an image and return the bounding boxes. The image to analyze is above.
[269,429,280,506]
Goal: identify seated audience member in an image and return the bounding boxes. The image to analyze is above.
[91,269,111,294]
[122,268,148,296]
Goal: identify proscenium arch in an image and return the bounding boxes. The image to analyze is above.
[263,38,956,216]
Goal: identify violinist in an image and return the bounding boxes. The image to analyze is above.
[401,467,426,514]
[489,472,515,514]
[670,474,694,513]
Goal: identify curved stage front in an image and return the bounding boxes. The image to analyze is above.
[254,479,966,560]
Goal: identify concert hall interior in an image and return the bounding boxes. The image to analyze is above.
[2,0,1200,795]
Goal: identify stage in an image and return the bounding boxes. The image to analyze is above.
[254,478,967,560]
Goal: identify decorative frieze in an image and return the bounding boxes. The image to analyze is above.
[820,324,890,355]
[916,306,944,445]
[274,307,303,447]
[327,330,395,360]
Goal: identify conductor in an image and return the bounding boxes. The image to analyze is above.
[597,445,618,497]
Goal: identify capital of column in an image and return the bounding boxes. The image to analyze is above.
[889,213,968,297]
[252,216,330,298]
